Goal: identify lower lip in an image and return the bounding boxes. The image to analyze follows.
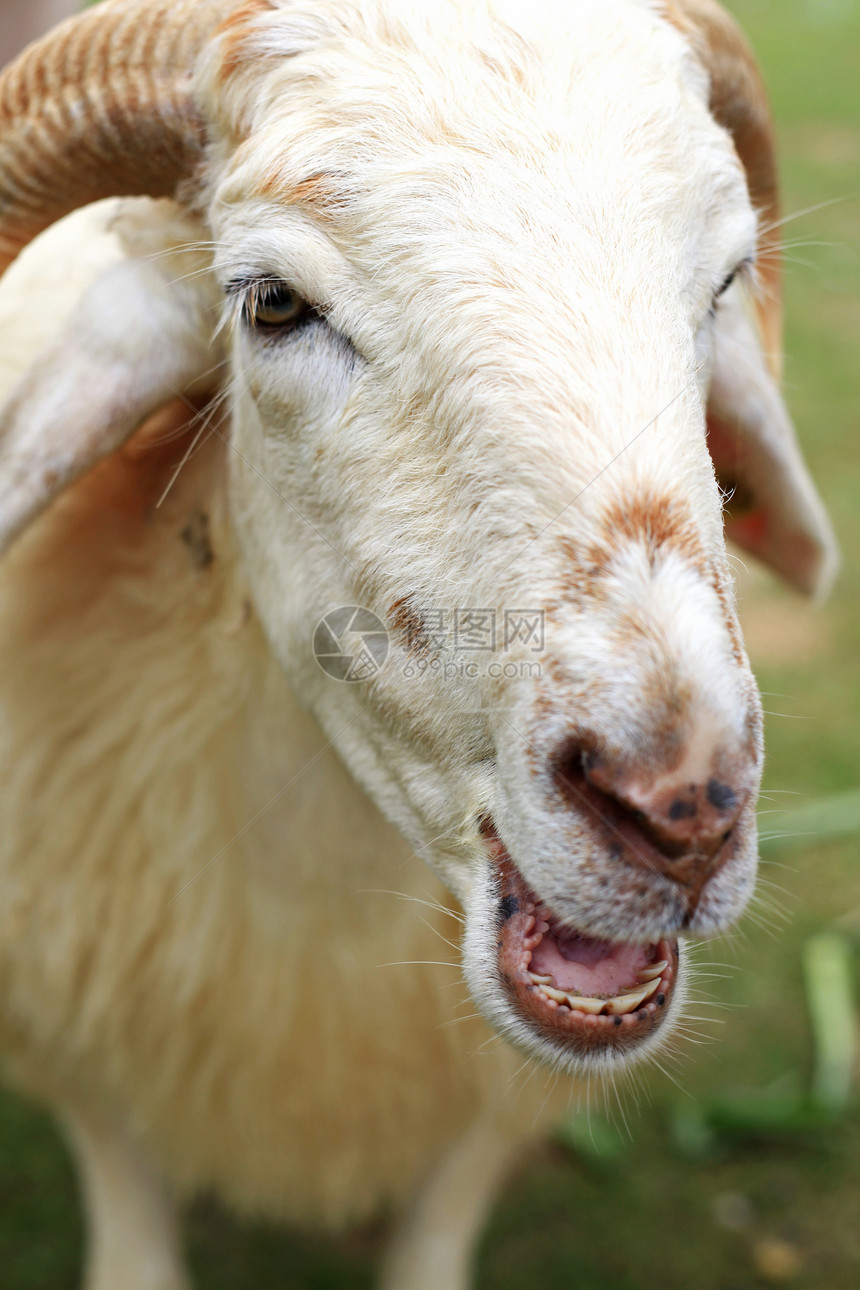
[486,833,679,1056]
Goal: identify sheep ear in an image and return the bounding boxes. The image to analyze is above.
[707,286,838,597]
[666,1,839,595]
[0,253,216,556]
[666,0,784,364]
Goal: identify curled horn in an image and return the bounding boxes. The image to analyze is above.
[664,0,782,372]
[0,0,239,274]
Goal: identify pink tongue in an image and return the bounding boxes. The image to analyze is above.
[530,932,650,995]
[558,936,616,967]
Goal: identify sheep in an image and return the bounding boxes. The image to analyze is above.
[0,1,838,1287]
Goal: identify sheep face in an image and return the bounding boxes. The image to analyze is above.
[202,0,763,1072]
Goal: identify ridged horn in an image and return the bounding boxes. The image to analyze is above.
[0,0,240,274]
[663,0,782,372]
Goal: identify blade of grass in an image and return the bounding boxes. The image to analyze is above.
[803,931,858,1116]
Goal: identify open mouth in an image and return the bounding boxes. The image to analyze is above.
[483,824,679,1057]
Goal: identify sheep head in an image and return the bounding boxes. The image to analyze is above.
[0,0,838,1074]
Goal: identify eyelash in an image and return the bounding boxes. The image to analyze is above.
[710,257,755,313]
[225,277,319,333]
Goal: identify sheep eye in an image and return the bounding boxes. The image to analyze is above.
[714,270,737,302]
[245,281,312,331]
[711,257,754,313]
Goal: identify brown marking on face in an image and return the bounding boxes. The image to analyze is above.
[596,492,705,573]
[542,654,574,697]
[534,684,557,721]
[599,486,748,678]
[553,496,705,614]
[388,594,433,659]
[660,0,782,375]
[553,533,596,606]
[258,167,350,218]
[633,677,691,773]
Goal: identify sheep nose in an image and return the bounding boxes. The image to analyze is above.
[589,755,743,854]
[553,744,750,893]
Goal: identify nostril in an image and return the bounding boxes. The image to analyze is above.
[550,737,746,880]
[668,798,697,821]
[706,779,737,813]
[552,743,610,811]
[557,744,703,863]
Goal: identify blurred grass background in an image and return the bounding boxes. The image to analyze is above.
[1,0,859,1285]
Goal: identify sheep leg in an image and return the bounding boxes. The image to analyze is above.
[60,1103,190,1290]
[378,1114,528,1290]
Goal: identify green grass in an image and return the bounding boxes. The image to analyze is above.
[1,0,859,1286]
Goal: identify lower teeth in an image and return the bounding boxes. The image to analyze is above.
[528,969,663,1016]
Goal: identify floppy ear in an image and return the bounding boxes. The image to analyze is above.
[0,245,219,555]
[666,0,839,596]
[708,285,838,596]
